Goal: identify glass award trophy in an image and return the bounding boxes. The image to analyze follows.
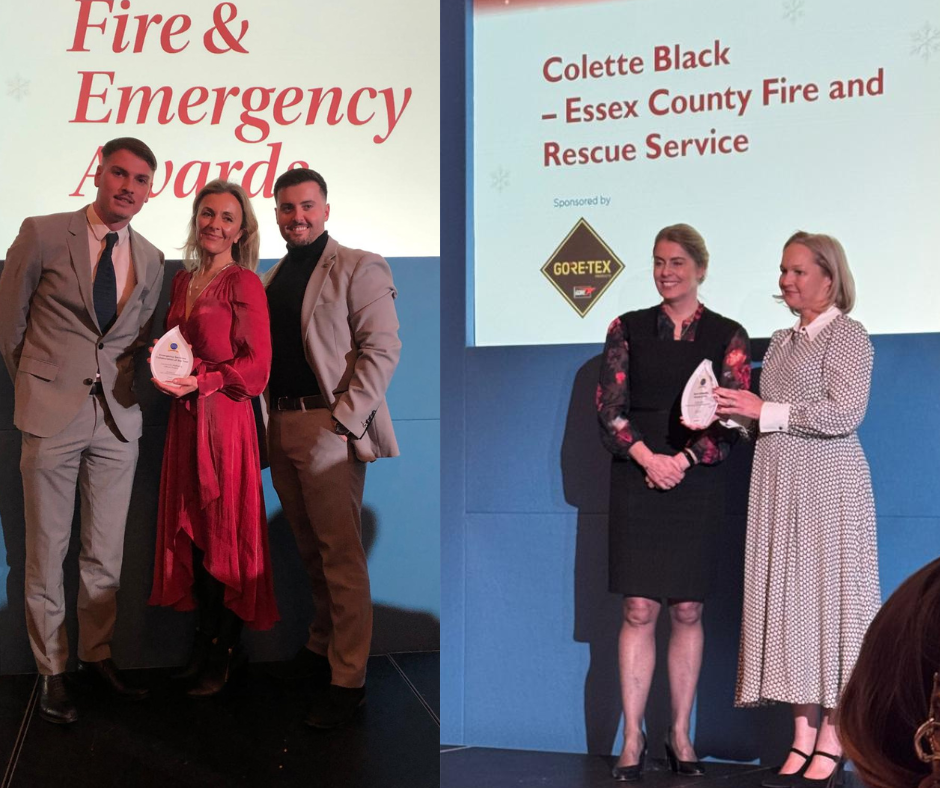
[681,359,718,429]
[150,326,194,384]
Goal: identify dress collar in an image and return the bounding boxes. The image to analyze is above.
[792,304,841,342]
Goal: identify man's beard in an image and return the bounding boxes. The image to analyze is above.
[284,225,318,248]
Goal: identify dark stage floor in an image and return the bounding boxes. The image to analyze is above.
[440,746,863,788]
[0,652,439,788]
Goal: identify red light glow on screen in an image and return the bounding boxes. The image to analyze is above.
[474,0,621,13]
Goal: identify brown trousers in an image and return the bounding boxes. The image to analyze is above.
[268,408,370,688]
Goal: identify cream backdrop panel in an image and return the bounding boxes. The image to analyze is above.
[0,0,440,259]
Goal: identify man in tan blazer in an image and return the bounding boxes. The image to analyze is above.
[0,138,164,723]
[264,168,400,728]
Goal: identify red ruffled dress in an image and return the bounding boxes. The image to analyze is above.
[149,266,279,630]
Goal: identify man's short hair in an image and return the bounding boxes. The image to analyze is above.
[273,168,328,201]
[101,137,157,172]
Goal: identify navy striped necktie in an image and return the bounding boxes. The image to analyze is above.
[93,232,119,333]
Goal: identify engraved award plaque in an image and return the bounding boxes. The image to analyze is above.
[150,326,194,384]
[681,359,718,429]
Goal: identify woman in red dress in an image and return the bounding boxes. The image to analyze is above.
[149,179,278,696]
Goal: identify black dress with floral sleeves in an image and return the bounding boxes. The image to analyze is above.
[597,303,750,598]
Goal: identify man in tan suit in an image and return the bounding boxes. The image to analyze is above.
[0,138,164,723]
[265,168,400,728]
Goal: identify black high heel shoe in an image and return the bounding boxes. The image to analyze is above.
[186,641,247,698]
[793,752,845,788]
[664,730,705,776]
[611,732,647,782]
[761,747,812,788]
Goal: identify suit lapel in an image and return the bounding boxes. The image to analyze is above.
[299,237,337,330]
[67,209,98,329]
[110,227,147,331]
[127,226,146,293]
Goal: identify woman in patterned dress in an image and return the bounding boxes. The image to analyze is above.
[714,232,880,787]
[598,224,751,781]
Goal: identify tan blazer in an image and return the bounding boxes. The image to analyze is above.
[0,208,164,440]
[264,235,401,462]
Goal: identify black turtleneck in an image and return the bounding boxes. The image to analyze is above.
[266,231,329,400]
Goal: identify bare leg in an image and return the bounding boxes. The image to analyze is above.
[616,596,660,767]
[666,599,703,760]
[778,704,821,775]
[804,707,842,780]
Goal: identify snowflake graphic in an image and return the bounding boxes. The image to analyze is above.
[911,22,940,62]
[6,74,30,100]
[782,0,804,23]
[490,166,510,193]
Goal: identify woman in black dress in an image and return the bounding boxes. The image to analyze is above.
[597,224,750,781]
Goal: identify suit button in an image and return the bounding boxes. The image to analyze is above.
[83,378,94,385]
[98,343,104,349]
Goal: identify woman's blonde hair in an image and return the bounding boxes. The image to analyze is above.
[779,231,856,314]
[182,180,260,272]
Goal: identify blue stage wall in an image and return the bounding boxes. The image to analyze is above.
[441,0,940,756]
[0,255,440,674]
[441,0,470,747]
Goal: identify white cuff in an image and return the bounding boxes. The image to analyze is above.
[720,415,752,435]
[759,401,790,434]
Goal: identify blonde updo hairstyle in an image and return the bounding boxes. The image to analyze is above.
[654,223,709,284]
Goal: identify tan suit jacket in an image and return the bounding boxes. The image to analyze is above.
[0,208,164,439]
[264,235,400,462]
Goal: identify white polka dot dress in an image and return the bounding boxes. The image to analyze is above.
[735,315,881,709]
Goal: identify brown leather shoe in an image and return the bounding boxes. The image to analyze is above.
[38,674,78,724]
[77,658,149,700]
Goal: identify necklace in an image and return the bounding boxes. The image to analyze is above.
[188,262,235,300]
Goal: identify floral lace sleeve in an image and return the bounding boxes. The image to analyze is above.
[688,326,752,465]
[597,316,643,459]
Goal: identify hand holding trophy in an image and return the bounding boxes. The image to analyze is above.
[150,326,194,383]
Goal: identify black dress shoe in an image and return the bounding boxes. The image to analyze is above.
[304,685,365,729]
[38,674,78,724]
[664,730,705,776]
[611,732,647,782]
[266,646,331,684]
[793,752,845,788]
[77,658,149,700]
[761,747,812,788]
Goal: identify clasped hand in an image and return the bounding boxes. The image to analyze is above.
[643,453,687,490]
[148,345,198,397]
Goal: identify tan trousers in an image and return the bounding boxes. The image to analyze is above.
[20,392,138,675]
[268,408,370,688]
